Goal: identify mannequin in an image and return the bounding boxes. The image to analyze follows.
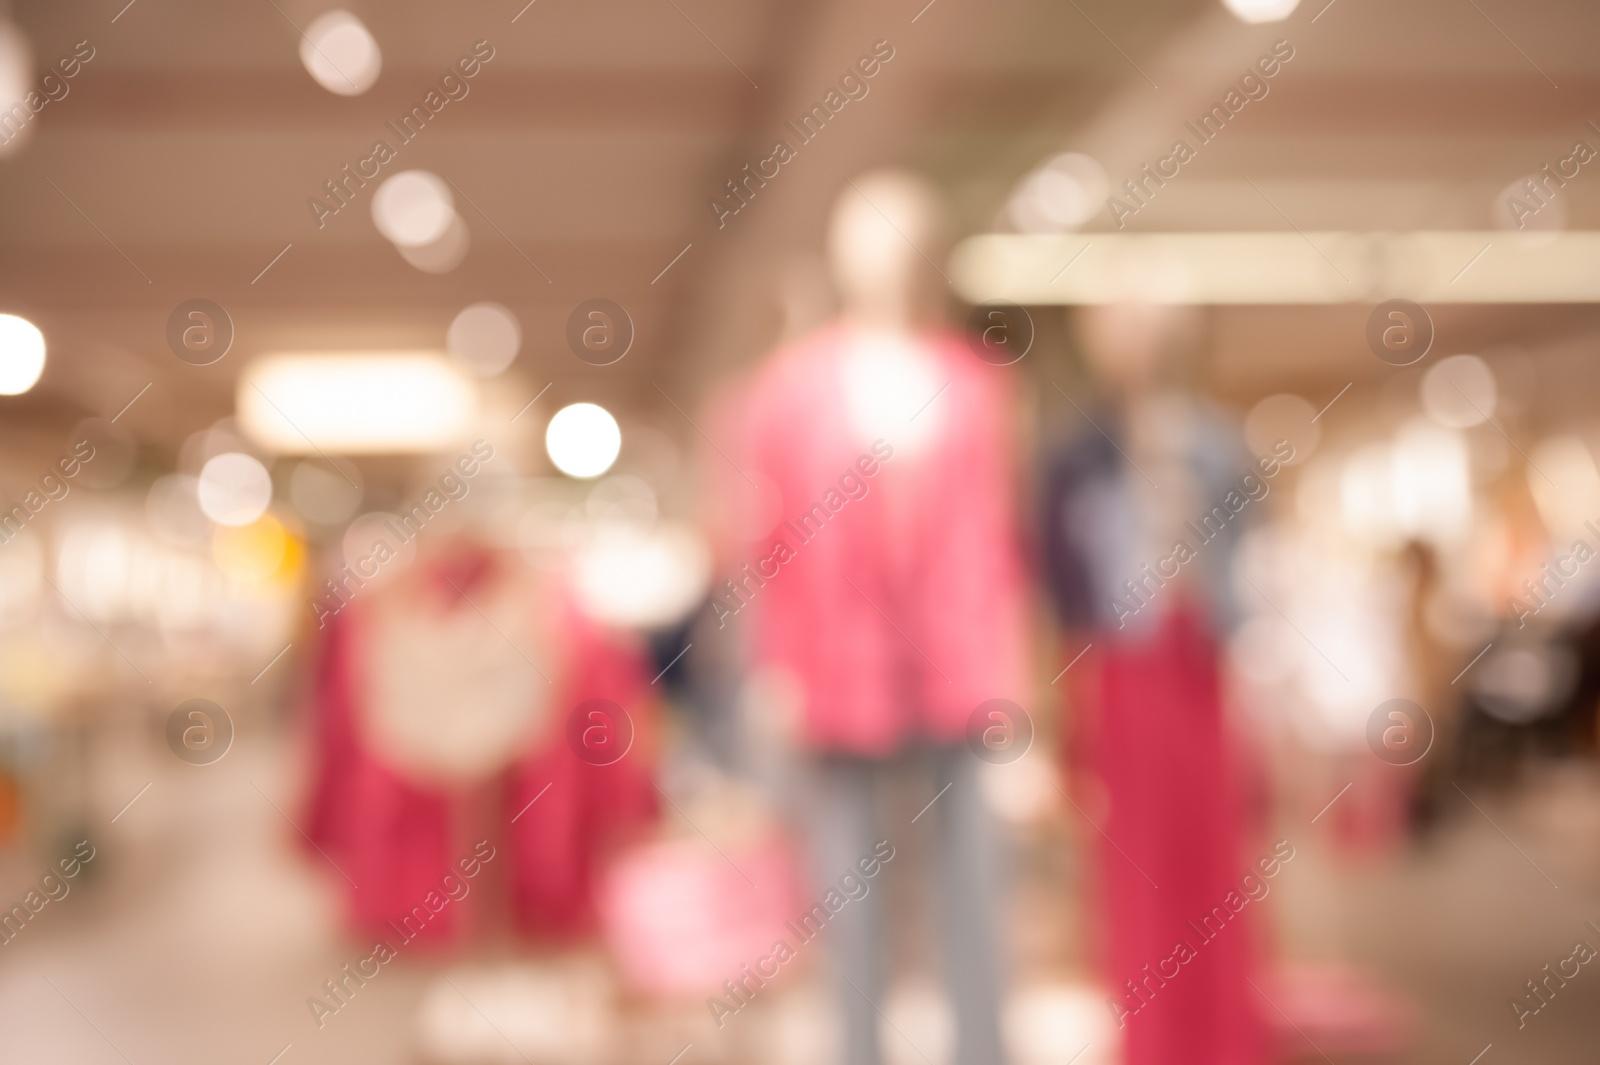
[829,174,949,457]
[726,171,1025,1065]
[1042,302,1269,1065]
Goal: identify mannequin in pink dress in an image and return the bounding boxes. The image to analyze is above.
[1042,303,1269,1065]
[726,171,1027,1065]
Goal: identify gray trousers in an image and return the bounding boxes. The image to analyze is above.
[805,744,1007,1065]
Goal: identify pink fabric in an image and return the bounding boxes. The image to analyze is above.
[599,835,802,995]
[1069,606,1268,1065]
[304,606,459,944]
[1264,963,1413,1058]
[729,324,1027,754]
[506,605,658,938]
[302,571,656,944]
[1329,757,1413,857]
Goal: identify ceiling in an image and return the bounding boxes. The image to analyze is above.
[2,0,1599,466]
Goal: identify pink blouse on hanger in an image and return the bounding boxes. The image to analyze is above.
[301,559,655,944]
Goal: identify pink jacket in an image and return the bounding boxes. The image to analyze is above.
[302,562,656,943]
[723,324,1027,754]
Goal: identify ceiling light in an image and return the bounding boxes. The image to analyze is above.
[0,314,46,395]
[238,353,477,454]
[1007,153,1107,233]
[546,403,621,479]
[1220,0,1300,23]
[198,452,273,527]
[951,231,1600,304]
[0,23,33,157]
[1421,355,1496,429]
[372,170,455,247]
[398,212,470,274]
[299,10,381,96]
[447,302,521,377]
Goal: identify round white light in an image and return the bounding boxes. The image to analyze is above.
[197,452,273,527]
[1421,354,1497,429]
[372,170,454,247]
[545,403,621,480]
[0,314,46,395]
[1008,153,1107,232]
[1220,0,1300,22]
[447,302,521,377]
[299,10,382,96]
[397,211,470,273]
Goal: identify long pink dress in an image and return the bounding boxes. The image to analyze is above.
[1071,604,1267,1065]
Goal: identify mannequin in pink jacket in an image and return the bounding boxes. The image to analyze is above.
[722,171,1027,1065]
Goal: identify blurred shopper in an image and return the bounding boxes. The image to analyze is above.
[720,171,1026,1065]
[1042,303,1269,1065]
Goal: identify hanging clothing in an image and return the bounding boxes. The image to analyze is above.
[301,551,655,944]
[505,601,658,937]
[727,323,1028,755]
